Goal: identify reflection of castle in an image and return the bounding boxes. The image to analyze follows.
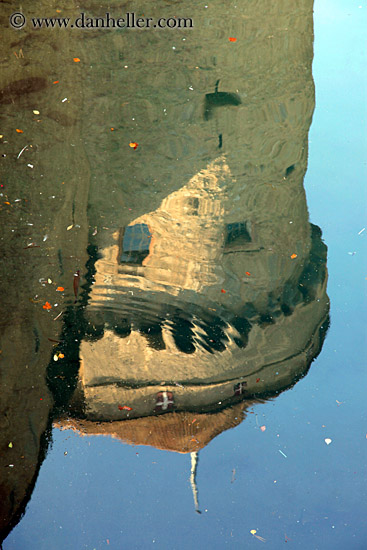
[0,0,326,541]
[59,0,328,439]
[75,157,328,423]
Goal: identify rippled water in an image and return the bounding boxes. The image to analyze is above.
[0,0,366,548]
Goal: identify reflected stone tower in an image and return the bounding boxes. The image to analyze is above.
[0,0,328,541]
[65,0,328,425]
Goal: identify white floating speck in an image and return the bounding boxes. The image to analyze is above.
[278,450,287,458]
[62,97,68,103]
[27,163,33,168]
[17,145,29,159]
[358,227,365,235]
[43,235,48,241]
[33,110,40,115]
[188,86,194,90]
[66,224,73,231]
[325,438,332,445]
[53,354,59,361]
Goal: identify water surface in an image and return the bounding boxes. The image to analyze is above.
[0,1,366,549]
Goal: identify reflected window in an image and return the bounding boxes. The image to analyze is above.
[119,223,152,265]
[225,222,251,248]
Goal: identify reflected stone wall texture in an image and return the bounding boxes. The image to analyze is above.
[74,0,327,424]
[0,0,329,542]
[0,1,90,540]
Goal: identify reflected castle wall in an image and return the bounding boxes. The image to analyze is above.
[0,0,326,541]
[67,0,329,428]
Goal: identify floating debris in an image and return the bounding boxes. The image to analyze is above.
[231,468,236,483]
[73,270,80,302]
[17,144,29,159]
[250,530,266,543]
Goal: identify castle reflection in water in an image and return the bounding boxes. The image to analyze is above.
[0,0,328,541]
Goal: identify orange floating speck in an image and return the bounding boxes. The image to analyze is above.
[110,127,115,131]
[290,253,297,259]
[43,302,52,310]
[245,271,251,276]
[56,287,64,292]
[221,289,226,293]
[16,129,23,133]
[53,80,59,84]
[58,353,65,359]
[229,37,237,42]
[73,58,81,63]
[129,142,138,150]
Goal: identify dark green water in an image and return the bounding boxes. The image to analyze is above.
[0,1,366,549]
